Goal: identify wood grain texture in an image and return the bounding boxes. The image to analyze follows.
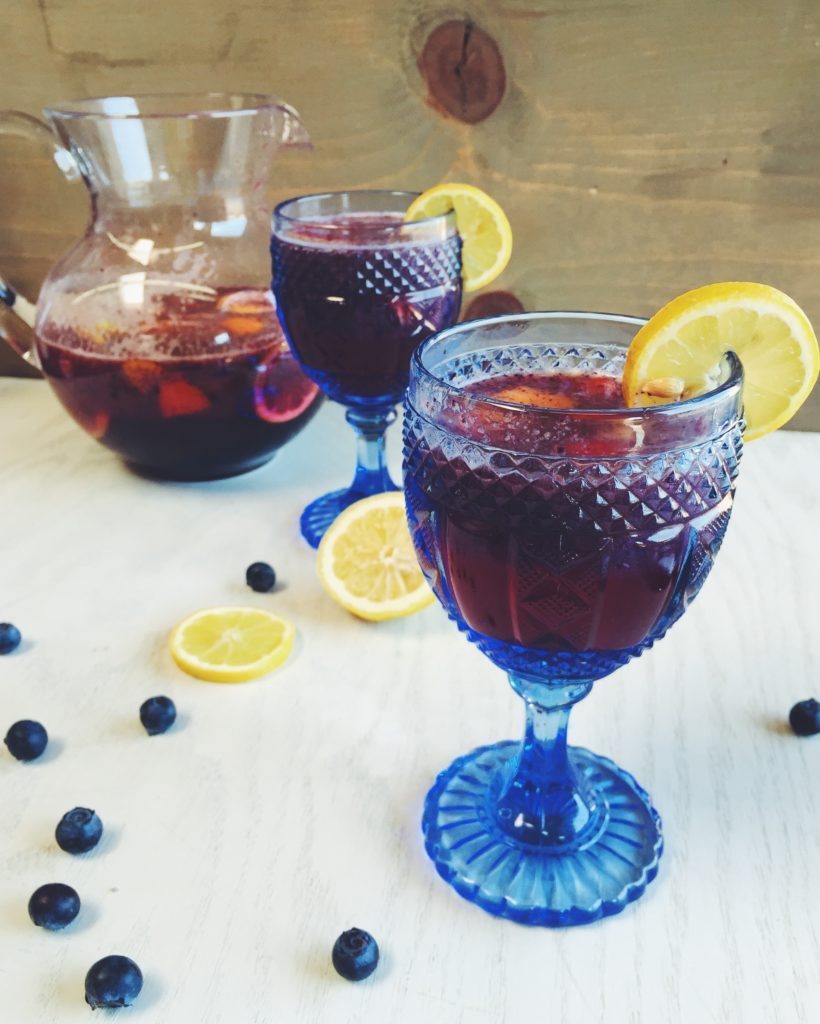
[1,0,820,428]
[0,380,819,1022]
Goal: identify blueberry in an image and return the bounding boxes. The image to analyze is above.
[246,561,276,593]
[789,698,820,737]
[84,955,143,1009]
[4,720,48,762]
[331,927,380,982]
[139,695,177,736]
[28,882,81,930]
[0,622,21,654]
[55,807,103,854]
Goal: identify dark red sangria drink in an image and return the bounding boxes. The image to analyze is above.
[432,370,690,653]
[35,288,321,480]
[407,364,737,655]
[273,212,462,406]
[405,324,742,676]
[272,190,462,547]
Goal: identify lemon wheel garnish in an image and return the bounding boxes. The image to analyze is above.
[405,183,512,293]
[317,492,434,621]
[622,282,819,440]
[170,606,295,683]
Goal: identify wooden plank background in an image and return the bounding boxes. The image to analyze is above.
[1,0,819,429]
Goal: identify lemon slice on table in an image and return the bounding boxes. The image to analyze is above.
[622,282,819,441]
[170,607,295,683]
[405,183,513,293]
[317,492,434,622]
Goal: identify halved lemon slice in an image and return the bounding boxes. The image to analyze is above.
[622,282,819,440]
[317,492,434,621]
[405,183,512,293]
[170,606,294,683]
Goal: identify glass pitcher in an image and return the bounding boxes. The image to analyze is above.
[0,93,322,480]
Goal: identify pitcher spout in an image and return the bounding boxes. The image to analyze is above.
[270,100,312,149]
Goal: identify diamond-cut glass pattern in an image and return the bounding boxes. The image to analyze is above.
[273,228,462,408]
[403,337,743,681]
[443,343,627,391]
[273,235,462,299]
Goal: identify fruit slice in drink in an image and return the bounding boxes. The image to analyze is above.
[254,352,320,423]
[405,183,512,293]
[622,282,819,440]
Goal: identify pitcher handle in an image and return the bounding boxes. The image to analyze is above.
[0,111,80,351]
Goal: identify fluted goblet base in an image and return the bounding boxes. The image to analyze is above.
[423,741,663,927]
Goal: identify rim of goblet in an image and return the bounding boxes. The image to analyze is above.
[412,310,744,418]
[44,92,297,120]
[272,190,458,233]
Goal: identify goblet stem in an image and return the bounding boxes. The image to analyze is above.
[346,406,400,496]
[496,673,600,847]
[299,405,400,547]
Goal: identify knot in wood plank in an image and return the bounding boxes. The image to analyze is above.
[418,19,506,124]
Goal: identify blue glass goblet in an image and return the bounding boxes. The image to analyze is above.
[403,312,744,926]
[272,190,462,547]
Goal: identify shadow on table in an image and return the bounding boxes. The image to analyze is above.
[755,714,794,737]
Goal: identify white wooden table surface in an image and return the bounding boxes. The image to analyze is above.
[1,378,819,1024]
